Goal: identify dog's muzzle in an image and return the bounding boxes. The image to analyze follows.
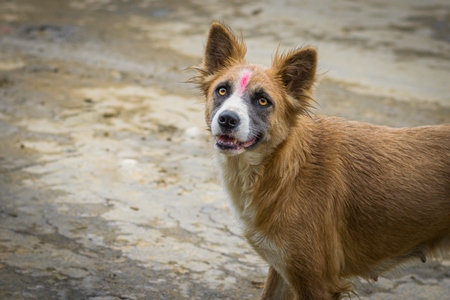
[214,110,259,152]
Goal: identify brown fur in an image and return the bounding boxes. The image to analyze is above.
[191,22,450,299]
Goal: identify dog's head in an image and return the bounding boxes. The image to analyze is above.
[192,22,317,156]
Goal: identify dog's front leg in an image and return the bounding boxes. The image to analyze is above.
[260,266,293,300]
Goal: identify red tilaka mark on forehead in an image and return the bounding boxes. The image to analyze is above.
[239,70,252,94]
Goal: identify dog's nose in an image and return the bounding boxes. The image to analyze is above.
[218,111,240,129]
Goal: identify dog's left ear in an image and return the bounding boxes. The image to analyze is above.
[203,22,247,74]
[273,47,317,100]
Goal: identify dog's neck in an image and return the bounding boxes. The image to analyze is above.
[214,119,312,223]
[215,151,265,221]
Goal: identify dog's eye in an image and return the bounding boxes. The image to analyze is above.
[258,98,269,106]
[217,87,227,97]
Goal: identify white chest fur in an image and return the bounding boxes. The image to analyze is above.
[215,153,288,279]
[215,153,259,226]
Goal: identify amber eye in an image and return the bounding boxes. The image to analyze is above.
[217,87,227,96]
[258,98,268,106]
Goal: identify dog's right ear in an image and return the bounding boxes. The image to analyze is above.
[203,22,247,74]
[271,47,317,114]
[273,47,317,97]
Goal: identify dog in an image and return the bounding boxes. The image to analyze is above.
[191,22,450,299]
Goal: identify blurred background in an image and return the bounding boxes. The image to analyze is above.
[0,0,449,299]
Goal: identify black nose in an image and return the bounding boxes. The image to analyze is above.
[218,110,240,129]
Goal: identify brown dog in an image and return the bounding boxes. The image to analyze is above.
[191,22,450,299]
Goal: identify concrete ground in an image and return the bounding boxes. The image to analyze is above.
[0,0,449,299]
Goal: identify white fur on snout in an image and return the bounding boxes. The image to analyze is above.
[211,94,250,142]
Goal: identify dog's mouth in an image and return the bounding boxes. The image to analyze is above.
[215,134,260,152]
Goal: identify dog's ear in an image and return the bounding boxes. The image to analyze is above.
[272,47,317,101]
[203,22,247,74]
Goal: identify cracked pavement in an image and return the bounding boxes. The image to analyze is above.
[0,0,449,299]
